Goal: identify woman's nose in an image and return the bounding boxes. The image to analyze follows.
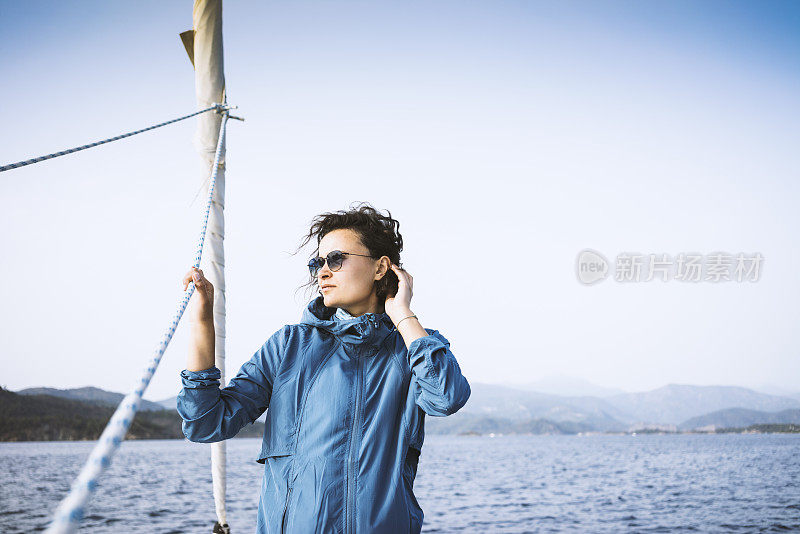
[318,261,333,277]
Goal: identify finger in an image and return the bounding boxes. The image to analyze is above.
[184,268,199,282]
[392,264,408,277]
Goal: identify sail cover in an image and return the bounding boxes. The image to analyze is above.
[186,0,229,528]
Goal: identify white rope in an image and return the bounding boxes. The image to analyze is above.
[43,108,231,534]
[0,105,222,173]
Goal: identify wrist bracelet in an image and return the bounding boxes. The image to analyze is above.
[396,314,417,328]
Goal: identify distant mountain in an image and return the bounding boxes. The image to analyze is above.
[501,375,627,398]
[155,396,177,410]
[425,411,596,435]
[10,381,800,440]
[604,384,800,425]
[749,384,800,403]
[453,382,800,431]
[18,387,168,412]
[1,387,182,441]
[458,383,629,431]
[1,387,263,442]
[678,408,800,431]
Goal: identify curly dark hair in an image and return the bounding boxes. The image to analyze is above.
[291,201,404,304]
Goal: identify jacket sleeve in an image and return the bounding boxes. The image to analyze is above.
[176,325,288,443]
[407,328,471,417]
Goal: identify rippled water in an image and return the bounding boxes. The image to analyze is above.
[1,434,798,533]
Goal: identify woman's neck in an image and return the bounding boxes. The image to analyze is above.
[340,294,385,317]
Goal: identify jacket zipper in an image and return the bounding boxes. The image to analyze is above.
[345,343,365,533]
[343,316,378,533]
[281,486,293,534]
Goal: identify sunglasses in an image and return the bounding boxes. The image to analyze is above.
[308,250,375,277]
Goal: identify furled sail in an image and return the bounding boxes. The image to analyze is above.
[183,1,229,531]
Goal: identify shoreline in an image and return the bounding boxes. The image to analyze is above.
[3,431,800,444]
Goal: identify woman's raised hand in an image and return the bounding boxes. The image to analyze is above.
[182,267,214,322]
[384,263,413,322]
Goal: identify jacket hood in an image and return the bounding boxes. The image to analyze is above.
[301,295,396,349]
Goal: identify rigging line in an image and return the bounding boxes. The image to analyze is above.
[0,104,222,173]
[189,172,212,209]
[43,110,231,534]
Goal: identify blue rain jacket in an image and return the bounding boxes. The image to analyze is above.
[177,295,471,533]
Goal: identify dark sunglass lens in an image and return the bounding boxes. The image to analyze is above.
[308,257,323,276]
[328,251,345,271]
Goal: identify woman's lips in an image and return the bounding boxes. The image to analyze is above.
[321,286,335,291]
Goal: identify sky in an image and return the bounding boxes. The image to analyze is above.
[1,0,799,401]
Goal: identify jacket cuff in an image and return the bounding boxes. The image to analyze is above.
[180,366,221,388]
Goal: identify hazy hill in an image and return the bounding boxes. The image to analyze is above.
[425,411,597,435]
[604,384,800,425]
[154,382,800,431]
[456,383,629,431]
[1,388,263,442]
[751,385,800,403]
[10,381,800,440]
[501,376,627,398]
[678,408,800,430]
[446,382,800,431]
[19,387,168,412]
[155,396,178,410]
[1,387,182,441]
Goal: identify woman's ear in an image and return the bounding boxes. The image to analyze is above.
[375,256,391,281]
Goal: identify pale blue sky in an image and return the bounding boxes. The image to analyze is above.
[1,1,799,401]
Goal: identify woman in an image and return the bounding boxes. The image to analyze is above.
[177,203,471,533]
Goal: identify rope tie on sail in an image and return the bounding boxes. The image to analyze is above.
[0,103,241,173]
[42,106,233,534]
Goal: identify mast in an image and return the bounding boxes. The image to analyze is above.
[182,1,229,532]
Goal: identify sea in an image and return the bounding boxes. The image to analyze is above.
[1,434,798,533]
